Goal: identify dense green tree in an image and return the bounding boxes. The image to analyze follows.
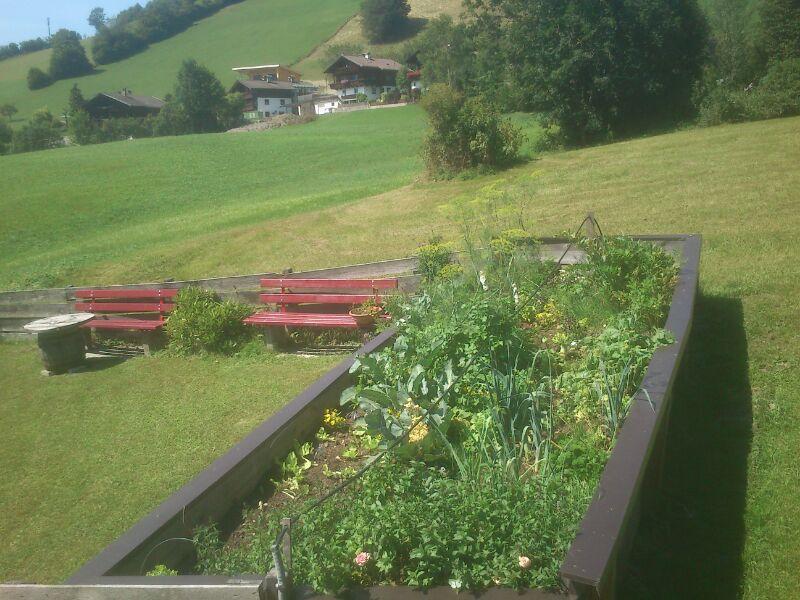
[703,0,761,85]
[0,103,18,119]
[27,67,52,90]
[69,110,103,145]
[361,0,411,42]
[466,0,709,143]
[92,27,147,64]
[759,0,800,62]
[88,7,107,30]
[49,29,93,80]
[173,59,228,133]
[414,16,474,91]
[152,94,191,136]
[0,119,12,154]
[67,84,87,115]
[11,110,64,153]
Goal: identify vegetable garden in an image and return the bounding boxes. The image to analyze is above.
[190,232,681,594]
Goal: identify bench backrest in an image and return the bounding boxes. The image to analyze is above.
[74,289,178,316]
[259,278,399,309]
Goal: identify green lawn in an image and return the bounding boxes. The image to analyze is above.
[0,105,427,290]
[0,0,359,122]
[0,342,338,583]
[1,114,798,596]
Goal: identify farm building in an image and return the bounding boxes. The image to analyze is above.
[231,64,317,118]
[84,90,164,119]
[298,93,341,116]
[231,80,298,117]
[324,54,403,104]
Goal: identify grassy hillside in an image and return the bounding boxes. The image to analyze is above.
[0,0,360,121]
[0,105,427,290]
[2,108,799,595]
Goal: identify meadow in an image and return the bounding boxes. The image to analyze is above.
[0,0,360,122]
[0,113,798,597]
[0,343,338,582]
[0,105,426,290]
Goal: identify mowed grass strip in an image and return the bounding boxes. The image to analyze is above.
[0,105,426,290]
[0,0,360,122]
[0,342,339,583]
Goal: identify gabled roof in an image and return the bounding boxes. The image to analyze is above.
[232,64,301,76]
[232,80,296,91]
[91,92,164,109]
[324,54,404,74]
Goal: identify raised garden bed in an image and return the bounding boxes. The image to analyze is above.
[66,234,700,600]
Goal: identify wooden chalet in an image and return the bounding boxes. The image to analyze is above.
[85,89,164,119]
[324,54,403,103]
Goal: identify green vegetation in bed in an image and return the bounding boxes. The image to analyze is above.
[193,233,678,592]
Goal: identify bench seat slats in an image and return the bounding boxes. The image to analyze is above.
[81,317,164,331]
[244,311,360,328]
[75,302,175,313]
[260,278,399,290]
[259,293,378,305]
[74,289,179,299]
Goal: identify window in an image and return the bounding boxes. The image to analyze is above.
[280,99,286,106]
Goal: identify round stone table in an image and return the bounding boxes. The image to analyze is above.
[24,313,95,375]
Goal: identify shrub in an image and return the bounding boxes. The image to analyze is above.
[750,58,800,118]
[697,84,751,126]
[165,287,255,355]
[361,0,411,43]
[421,84,523,175]
[414,241,455,281]
[27,67,52,90]
[11,110,64,153]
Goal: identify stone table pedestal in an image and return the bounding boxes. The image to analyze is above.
[23,313,95,375]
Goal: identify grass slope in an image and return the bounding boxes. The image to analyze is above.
[2,115,799,596]
[0,105,426,289]
[0,343,338,583]
[0,0,359,121]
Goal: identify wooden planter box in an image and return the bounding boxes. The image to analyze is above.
[58,235,700,600]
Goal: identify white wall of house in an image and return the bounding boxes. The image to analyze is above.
[314,99,340,115]
[256,96,292,116]
[336,85,397,103]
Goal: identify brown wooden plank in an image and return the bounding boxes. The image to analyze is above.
[259,293,378,305]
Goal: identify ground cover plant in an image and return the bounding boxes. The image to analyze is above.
[192,234,678,592]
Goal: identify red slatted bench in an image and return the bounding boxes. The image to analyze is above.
[244,278,398,330]
[75,288,178,354]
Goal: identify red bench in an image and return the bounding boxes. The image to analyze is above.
[75,288,178,354]
[244,278,398,330]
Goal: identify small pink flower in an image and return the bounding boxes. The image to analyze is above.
[518,555,532,570]
[354,551,371,567]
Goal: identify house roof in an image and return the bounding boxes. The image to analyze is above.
[232,64,301,75]
[232,80,296,91]
[92,92,164,109]
[324,54,404,74]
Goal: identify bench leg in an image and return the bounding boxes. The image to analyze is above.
[142,330,166,356]
[263,326,292,351]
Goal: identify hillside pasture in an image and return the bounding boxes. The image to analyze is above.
[0,0,360,121]
[0,105,427,290]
